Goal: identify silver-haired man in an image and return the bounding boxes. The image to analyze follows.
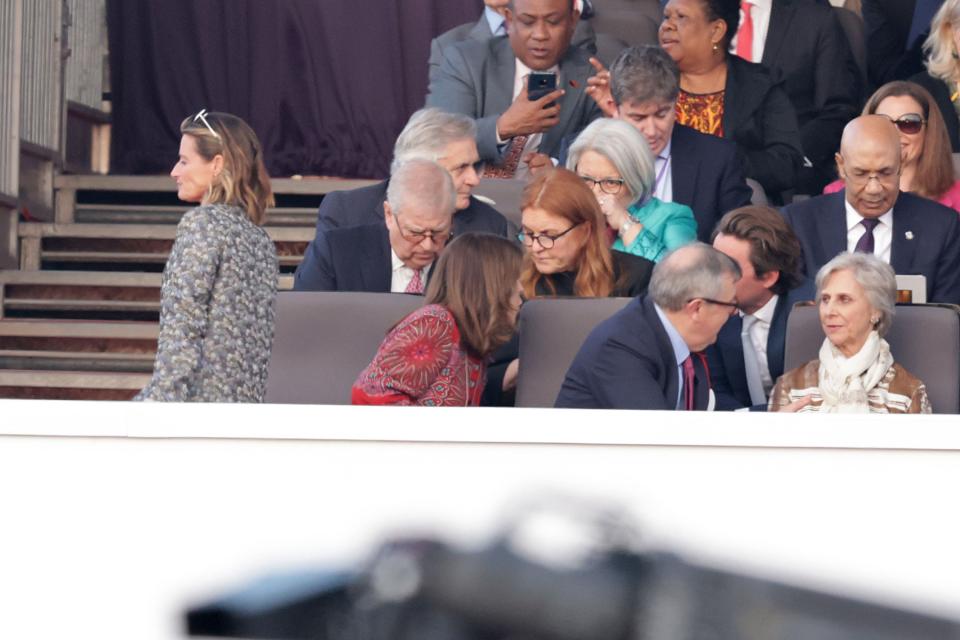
[556,242,741,410]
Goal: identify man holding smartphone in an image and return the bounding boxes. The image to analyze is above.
[426,0,603,178]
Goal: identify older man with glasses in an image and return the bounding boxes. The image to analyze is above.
[782,114,960,304]
[556,242,741,410]
[294,159,456,293]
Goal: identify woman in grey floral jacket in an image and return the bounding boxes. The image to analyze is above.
[136,110,278,402]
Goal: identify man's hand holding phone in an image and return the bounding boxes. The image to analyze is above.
[496,76,564,140]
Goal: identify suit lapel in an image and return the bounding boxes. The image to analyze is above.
[717,316,750,404]
[360,227,392,293]
[692,353,710,410]
[540,52,589,154]
[767,296,790,381]
[760,0,795,71]
[489,38,517,115]
[470,16,492,40]
[890,194,918,275]
[644,297,681,407]
[818,195,848,267]
[669,127,697,205]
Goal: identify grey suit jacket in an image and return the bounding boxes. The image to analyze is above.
[427,15,600,87]
[426,36,603,162]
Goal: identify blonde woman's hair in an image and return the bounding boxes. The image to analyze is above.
[179,111,275,225]
[924,0,960,82]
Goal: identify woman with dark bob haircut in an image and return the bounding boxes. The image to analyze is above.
[352,232,523,406]
[824,81,960,212]
[136,110,278,402]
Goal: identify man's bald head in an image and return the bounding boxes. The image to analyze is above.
[836,115,902,219]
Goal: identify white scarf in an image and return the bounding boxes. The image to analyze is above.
[817,331,893,413]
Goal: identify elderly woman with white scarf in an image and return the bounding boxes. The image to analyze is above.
[769,252,931,414]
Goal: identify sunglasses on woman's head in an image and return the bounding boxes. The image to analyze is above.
[193,108,221,139]
[886,113,925,135]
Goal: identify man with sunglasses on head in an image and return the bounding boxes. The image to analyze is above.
[782,115,960,304]
[555,243,741,410]
[293,159,456,293]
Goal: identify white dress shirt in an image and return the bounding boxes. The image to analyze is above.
[390,250,432,293]
[484,6,507,37]
[844,199,893,263]
[654,303,691,409]
[729,0,772,63]
[653,140,674,203]
[743,293,778,395]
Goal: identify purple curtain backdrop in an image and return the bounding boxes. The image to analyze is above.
[106,0,481,178]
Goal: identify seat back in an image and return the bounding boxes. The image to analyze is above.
[264,291,424,404]
[515,297,632,408]
[783,303,960,413]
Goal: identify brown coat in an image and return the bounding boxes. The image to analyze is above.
[769,360,932,413]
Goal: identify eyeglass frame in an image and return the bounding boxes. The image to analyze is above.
[884,112,925,135]
[517,222,582,249]
[391,212,453,245]
[193,109,221,139]
[689,296,739,311]
[578,174,626,195]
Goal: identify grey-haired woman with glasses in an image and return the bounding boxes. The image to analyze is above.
[567,117,697,263]
[135,110,278,402]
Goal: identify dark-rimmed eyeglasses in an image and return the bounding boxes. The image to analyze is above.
[690,297,739,312]
[517,222,581,249]
[579,175,625,195]
[193,108,221,139]
[393,213,453,244]
[886,113,925,135]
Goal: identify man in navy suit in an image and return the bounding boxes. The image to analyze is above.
[556,243,741,410]
[310,108,510,241]
[293,159,456,293]
[707,206,815,411]
[605,45,753,242]
[782,115,960,305]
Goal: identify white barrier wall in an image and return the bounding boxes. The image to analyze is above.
[1,401,959,640]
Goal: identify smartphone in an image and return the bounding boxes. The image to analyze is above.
[527,72,557,101]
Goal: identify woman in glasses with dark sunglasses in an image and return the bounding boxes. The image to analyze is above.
[823,81,960,213]
[518,167,655,299]
[566,117,697,263]
[136,110,278,402]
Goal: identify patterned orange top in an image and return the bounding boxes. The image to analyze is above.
[675,90,725,137]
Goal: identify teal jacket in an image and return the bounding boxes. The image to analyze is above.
[612,197,697,263]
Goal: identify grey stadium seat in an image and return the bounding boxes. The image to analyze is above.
[515,296,632,408]
[783,303,960,414]
[264,291,424,404]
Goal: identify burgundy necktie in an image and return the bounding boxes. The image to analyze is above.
[854,218,880,254]
[736,1,754,62]
[682,355,696,411]
[405,268,424,294]
[483,135,529,179]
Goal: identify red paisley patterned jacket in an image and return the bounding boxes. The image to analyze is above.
[351,304,485,406]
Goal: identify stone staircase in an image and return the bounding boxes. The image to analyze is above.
[0,174,374,400]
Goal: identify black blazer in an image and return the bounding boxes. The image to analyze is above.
[533,251,655,298]
[911,71,960,152]
[670,124,753,242]
[705,280,816,411]
[864,0,928,87]
[782,191,960,304]
[293,223,392,293]
[723,55,805,197]
[760,0,861,167]
[314,179,510,238]
[555,295,711,410]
